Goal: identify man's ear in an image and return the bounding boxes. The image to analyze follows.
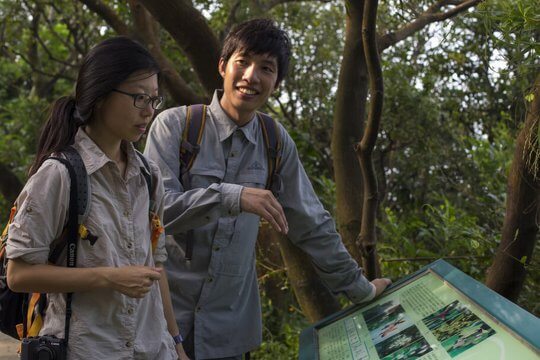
[218,58,226,78]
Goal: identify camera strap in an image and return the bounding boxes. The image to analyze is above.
[51,148,84,345]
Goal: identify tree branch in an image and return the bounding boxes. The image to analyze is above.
[378,0,483,51]
[263,0,332,12]
[77,0,130,35]
[220,0,242,42]
[128,0,206,105]
[8,48,76,82]
[138,0,222,96]
[354,0,384,279]
[268,94,296,128]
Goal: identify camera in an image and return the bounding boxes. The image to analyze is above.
[20,335,67,360]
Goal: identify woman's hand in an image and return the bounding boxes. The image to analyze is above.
[175,343,190,360]
[104,266,162,298]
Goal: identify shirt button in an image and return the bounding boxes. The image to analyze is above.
[127,307,134,315]
[196,306,202,312]
[213,246,220,251]
[26,206,32,213]
[123,210,130,217]
[207,277,213,283]
[127,243,133,249]
[125,341,132,348]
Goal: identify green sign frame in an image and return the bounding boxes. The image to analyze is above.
[299,259,540,360]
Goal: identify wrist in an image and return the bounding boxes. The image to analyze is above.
[97,267,116,290]
[172,333,183,344]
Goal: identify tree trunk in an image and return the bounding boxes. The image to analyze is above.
[331,0,368,266]
[486,73,540,301]
[256,223,289,314]
[263,226,341,323]
[0,164,23,204]
[128,0,206,105]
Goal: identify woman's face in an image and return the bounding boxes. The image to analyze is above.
[92,71,159,144]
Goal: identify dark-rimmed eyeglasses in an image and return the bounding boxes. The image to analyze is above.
[112,89,164,110]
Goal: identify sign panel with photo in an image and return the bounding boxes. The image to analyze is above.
[300,260,540,360]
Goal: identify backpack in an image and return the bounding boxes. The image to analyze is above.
[178,104,282,260]
[0,146,163,341]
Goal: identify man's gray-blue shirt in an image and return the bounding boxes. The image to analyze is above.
[144,91,374,359]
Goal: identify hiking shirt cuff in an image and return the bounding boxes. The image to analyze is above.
[348,279,377,304]
[221,183,242,217]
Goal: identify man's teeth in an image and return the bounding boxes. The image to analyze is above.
[238,88,257,95]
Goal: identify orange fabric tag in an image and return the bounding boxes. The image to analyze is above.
[150,212,164,252]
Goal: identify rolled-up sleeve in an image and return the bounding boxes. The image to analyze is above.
[6,160,70,264]
[144,108,243,235]
[278,128,374,303]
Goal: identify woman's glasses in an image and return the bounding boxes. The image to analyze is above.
[112,89,164,110]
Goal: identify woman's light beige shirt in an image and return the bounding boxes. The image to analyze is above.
[6,129,176,360]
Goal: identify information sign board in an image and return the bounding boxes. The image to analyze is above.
[299,260,540,360]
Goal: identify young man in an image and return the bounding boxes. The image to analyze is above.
[145,19,391,360]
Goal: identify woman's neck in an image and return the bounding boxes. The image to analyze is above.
[83,126,126,173]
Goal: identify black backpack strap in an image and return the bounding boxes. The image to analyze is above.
[47,146,88,264]
[62,147,88,222]
[257,112,282,193]
[179,105,207,262]
[135,150,154,213]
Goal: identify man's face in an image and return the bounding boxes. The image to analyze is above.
[218,51,278,125]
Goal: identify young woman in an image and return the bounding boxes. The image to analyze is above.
[5,37,189,360]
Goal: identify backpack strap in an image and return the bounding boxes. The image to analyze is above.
[62,147,89,223]
[135,151,164,253]
[179,105,207,262]
[179,104,207,191]
[135,150,153,212]
[47,147,89,264]
[257,112,282,193]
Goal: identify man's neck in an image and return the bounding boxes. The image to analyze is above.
[219,97,254,127]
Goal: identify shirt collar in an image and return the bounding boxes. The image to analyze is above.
[208,90,258,145]
[74,128,142,180]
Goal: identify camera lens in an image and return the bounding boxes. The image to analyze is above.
[37,346,55,360]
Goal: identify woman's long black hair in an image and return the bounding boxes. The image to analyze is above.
[29,36,160,176]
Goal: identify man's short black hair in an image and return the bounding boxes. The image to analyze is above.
[221,18,291,85]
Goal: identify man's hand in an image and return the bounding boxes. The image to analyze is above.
[240,187,288,234]
[371,278,392,297]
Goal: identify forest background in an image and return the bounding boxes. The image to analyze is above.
[0,0,538,358]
